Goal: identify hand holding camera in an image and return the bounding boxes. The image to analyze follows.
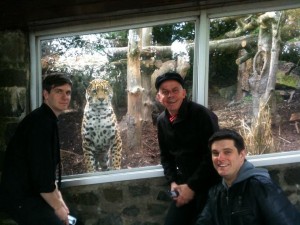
[168,190,179,198]
[68,215,77,225]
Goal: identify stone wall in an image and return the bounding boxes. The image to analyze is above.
[62,177,170,225]
[0,30,28,225]
[0,30,29,172]
[60,163,300,225]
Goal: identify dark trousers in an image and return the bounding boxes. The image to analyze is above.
[3,197,64,225]
[164,194,206,225]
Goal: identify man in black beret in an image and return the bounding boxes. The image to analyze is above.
[155,72,221,225]
[155,72,185,90]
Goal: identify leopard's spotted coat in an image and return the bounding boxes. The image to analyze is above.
[81,79,122,172]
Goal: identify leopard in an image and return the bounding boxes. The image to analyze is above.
[81,78,122,172]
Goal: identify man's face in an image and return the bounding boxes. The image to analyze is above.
[43,83,72,116]
[211,139,246,187]
[156,80,186,116]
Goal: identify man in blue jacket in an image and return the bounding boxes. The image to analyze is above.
[196,128,300,225]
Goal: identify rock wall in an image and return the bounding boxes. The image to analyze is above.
[60,163,300,225]
[62,177,170,225]
[0,30,29,172]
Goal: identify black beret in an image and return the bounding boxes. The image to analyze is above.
[155,72,184,90]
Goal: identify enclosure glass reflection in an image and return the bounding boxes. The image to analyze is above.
[208,8,300,155]
[40,22,195,175]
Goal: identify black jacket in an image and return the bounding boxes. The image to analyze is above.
[0,103,60,204]
[196,161,300,225]
[157,98,220,194]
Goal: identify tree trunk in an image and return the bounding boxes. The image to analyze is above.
[248,12,283,118]
[141,27,155,122]
[246,12,284,154]
[210,34,257,54]
[262,12,284,123]
[249,12,273,116]
[126,29,143,151]
[236,49,252,101]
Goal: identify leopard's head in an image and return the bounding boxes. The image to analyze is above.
[86,79,113,105]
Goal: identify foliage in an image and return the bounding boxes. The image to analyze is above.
[152,22,195,45]
[280,43,300,64]
[209,51,238,87]
[210,18,237,39]
[104,31,128,47]
[41,32,125,58]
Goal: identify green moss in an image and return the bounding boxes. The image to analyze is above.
[276,71,300,89]
[243,95,252,103]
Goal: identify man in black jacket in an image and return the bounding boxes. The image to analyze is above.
[196,129,300,225]
[155,72,220,225]
[0,73,72,225]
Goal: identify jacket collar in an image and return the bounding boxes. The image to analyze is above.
[222,160,270,189]
[40,103,59,121]
[164,98,188,123]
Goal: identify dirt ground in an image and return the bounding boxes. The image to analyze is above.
[58,90,300,176]
[211,91,300,153]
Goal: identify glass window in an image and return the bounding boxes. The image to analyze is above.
[31,2,300,181]
[40,22,195,176]
[208,8,300,155]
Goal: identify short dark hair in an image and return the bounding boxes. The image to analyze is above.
[155,72,184,90]
[42,73,72,93]
[208,129,245,153]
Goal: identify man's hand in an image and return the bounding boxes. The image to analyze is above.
[41,186,70,224]
[55,205,69,225]
[174,184,195,207]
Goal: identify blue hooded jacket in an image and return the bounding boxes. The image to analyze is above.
[196,160,300,225]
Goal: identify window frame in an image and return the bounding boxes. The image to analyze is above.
[29,0,300,187]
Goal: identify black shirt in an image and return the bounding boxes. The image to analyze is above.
[0,103,60,203]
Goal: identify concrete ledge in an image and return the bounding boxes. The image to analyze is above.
[248,150,300,167]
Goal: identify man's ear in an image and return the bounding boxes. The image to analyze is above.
[42,89,48,100]
[156,93,161,103]
[240,149,247,159]
[182,88,187,97]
